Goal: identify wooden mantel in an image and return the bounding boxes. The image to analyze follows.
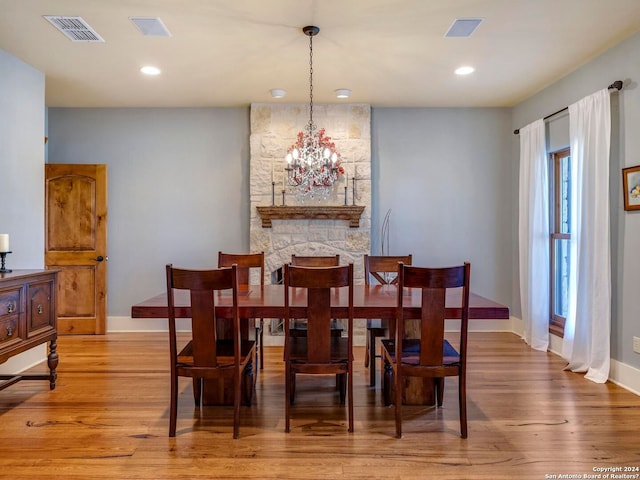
[256,205,365,228]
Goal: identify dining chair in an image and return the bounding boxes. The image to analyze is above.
[218,251,265,370]
[283,263,354,433]
[166,263,256,438]
[381,262,470,438]
[289,254,342,338]
[363,254,412,387]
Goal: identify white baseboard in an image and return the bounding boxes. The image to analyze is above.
[609,358,640,395]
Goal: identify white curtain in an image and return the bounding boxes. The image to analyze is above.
[563,89,611,383]
[519,119,550,352]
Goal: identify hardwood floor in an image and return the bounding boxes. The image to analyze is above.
[1,332,639,479]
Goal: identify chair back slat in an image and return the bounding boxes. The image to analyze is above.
[419,288,446,366]
[364,254,412,285]
[291,254,340,267]
[190,289,218,366]
[218,251,264,286]
[306,288,332,363]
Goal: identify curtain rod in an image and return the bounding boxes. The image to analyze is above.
[513,80,623,135]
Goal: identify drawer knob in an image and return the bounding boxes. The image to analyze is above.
[37,304,44,314]
[7,302,14,313]
[6,326,13,337]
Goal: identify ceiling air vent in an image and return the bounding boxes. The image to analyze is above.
[129,17,172,37]
[43,16,105,42]
[445,18,483,38]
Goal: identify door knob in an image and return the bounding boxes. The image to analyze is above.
[93,256,106,262]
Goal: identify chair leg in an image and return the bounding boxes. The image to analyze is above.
[169,372,178,437]
[285,363,291,433]
[435,377,445,407]
[383,359,393,407]
[192,377,202,407]
[243,361,254,407]
[364,329,370,368]
[233,371,241,439]
[368,330,376,387]
[289,370,296,405]
[394,365,402,438]
[258,320,264,370]
[459,372,467,438]
[339,373,347,405]
[348,368,354,433]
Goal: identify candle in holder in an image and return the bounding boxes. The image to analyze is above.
[0,234,9,252]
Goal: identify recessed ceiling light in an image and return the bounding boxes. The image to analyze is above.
[140,65,161,75]
[270,88,286,98]
[335,89,351,99]
[455,66,475,75]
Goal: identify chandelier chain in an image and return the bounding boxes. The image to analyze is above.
[308,31,314,128]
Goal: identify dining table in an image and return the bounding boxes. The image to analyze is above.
[131,284,509,405]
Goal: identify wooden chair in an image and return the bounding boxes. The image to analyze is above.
[381,262,470,438]
[218,251,265,370]
[289,254,342,338]
[291,254,340,267]
[283,263,354,433]
[363,254,412,387]
[166,264,256,438]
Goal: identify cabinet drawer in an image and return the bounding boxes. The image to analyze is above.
[0,314,22,348]
[28,281,54,334]
[0,288,21,317]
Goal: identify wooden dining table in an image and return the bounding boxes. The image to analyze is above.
[132,284,508,321]
[131,284,509,404]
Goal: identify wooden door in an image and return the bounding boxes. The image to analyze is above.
[45,164,108,334]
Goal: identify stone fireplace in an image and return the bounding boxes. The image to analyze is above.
[249,103,371,281]
[249,103,371,341]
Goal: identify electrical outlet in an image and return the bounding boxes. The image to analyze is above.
[634,336,640,354]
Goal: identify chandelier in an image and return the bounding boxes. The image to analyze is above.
[285,26,344,201]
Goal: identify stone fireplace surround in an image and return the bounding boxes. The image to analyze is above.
[249,103,371,343]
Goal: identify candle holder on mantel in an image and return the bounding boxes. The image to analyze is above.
[0,251,12,273]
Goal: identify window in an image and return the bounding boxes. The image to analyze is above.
[549,148,570,336]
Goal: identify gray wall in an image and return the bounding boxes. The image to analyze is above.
[48,106,513,320]
[371,108,513,306]
[512,30,640,368]
[47,108,250,316]
[0,49,45,268]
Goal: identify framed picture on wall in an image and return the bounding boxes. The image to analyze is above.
[622,165,640,211]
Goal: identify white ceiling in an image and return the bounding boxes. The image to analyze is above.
[1,0,640,108]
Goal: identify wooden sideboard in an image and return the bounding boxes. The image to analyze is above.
[0,269,58,391]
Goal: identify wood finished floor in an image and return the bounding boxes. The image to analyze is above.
[1,332,639,479]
